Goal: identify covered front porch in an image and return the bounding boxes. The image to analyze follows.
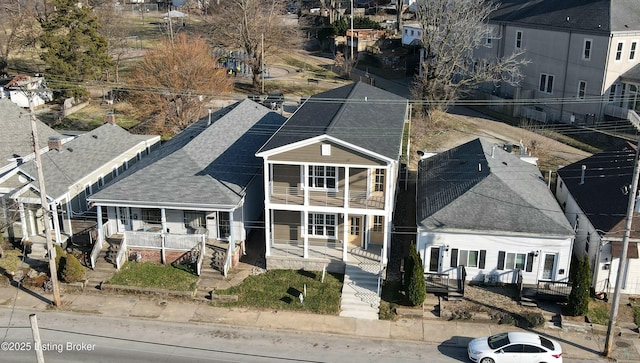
[267,242,383,273]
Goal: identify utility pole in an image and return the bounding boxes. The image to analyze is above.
[350,0,354,62]
[29,314,45,363]
[261,33,265,94]
[28,95,61,307]
[604,137,640,357]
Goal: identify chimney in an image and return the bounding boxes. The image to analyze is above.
[579,165,586,185]
[104,112,116,125]
[48,136,62,151]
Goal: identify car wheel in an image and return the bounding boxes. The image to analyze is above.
[479,358,494,363]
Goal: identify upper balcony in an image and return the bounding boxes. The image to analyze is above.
[269,183,385,210]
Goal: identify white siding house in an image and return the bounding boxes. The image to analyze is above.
[555,142,640,296]
[417,138,574,285]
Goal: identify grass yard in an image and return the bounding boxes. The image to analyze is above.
[107,262,197,291]
[213,269,343,315]
[0,245,24,274]
[587,299,610,325]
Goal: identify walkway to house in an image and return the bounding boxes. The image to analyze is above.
[339,245,383,320]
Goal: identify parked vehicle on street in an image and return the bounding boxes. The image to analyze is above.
[467,331,563,363]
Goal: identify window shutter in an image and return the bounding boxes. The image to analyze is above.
[526,253,534,272]
[479,250,486,269]
[497,251,505,270]
[450,249,458,267]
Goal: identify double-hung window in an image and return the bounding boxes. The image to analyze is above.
[582,39,592,60]
[539,73,554,94]
[450,248,486,269]
[374,169,384,192]
[308,166,336,189]
[577,81,587,100]
[184,211,206,229]
[498,250,534,272]
[616,42,624,61]
[373,216,384,232]
[307,213,336,238]
[631,41,637,60]
[515,31,523,49]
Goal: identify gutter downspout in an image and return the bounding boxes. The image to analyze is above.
[559,30,573,121]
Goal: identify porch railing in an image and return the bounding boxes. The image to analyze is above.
[269,183,384,210]
[196,235,205,276]
[89,221,109,269]
[604,103,640,131]
[535,280,572,302]
[115,235,128,270]
[271,239,343,259]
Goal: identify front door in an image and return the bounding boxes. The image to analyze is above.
[116,207,131,232]
[428,247,440,272]
[348,216,362,246]
[542,253,556,280]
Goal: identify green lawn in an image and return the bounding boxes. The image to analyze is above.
[213,269,343,315]
[0,247,23,274]
[107,262,197,291]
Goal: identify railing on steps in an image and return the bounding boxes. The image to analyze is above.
[534,280,572,302]
[196,235,205,276]
[115,235,128,270]
[89,221,109,269]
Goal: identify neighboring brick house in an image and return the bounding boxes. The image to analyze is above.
[89,100,286,275]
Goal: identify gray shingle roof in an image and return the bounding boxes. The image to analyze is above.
[0,98,62,170]
[556,142,635,233]
[491,0,640,33]
[417,138,573,236]
[90,100,286,209]
[19,123,159,199]
[257,82,407,160]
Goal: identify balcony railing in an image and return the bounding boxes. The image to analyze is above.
[269,183,384,210]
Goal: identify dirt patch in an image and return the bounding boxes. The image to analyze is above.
[411,108,592,171]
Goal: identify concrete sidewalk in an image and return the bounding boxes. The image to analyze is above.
[0,285,638,362]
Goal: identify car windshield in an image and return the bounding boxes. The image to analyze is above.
[487,333,510,350]
[540,336,554,351]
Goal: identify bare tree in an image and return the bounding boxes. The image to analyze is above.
[207,0,299,90]
[128,33,233,137]
[412,0,528,112]
[0,0,40,75]
[94,3,133,83]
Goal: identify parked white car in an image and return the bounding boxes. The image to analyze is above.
[467,332,563,363]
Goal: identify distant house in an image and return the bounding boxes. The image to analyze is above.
[89,100,286,275]
[555,142,640,296]
[256,82,409,272]
[474,0,640,126]
[346,29,386,53]
[401,23,422,46]
[416,138,575,285]
[0,118,160,247]
[0,98,67,177]
[3,75,53,108]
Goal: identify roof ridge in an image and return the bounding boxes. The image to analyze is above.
[326,82,359,133]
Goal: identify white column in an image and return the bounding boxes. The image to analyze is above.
[160,208,167,233]
[263,159,271,257]
[28,209,36,237]
[229,209,236,259]
[51,203,62,244]
[303,210,309,259]
[342,166,349,261]
[18,202,28,241]
[382,165,393,265]
[96,205,104,245]
[303,164,309,259]
[265,208,272,257]
[65,197,73,235]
